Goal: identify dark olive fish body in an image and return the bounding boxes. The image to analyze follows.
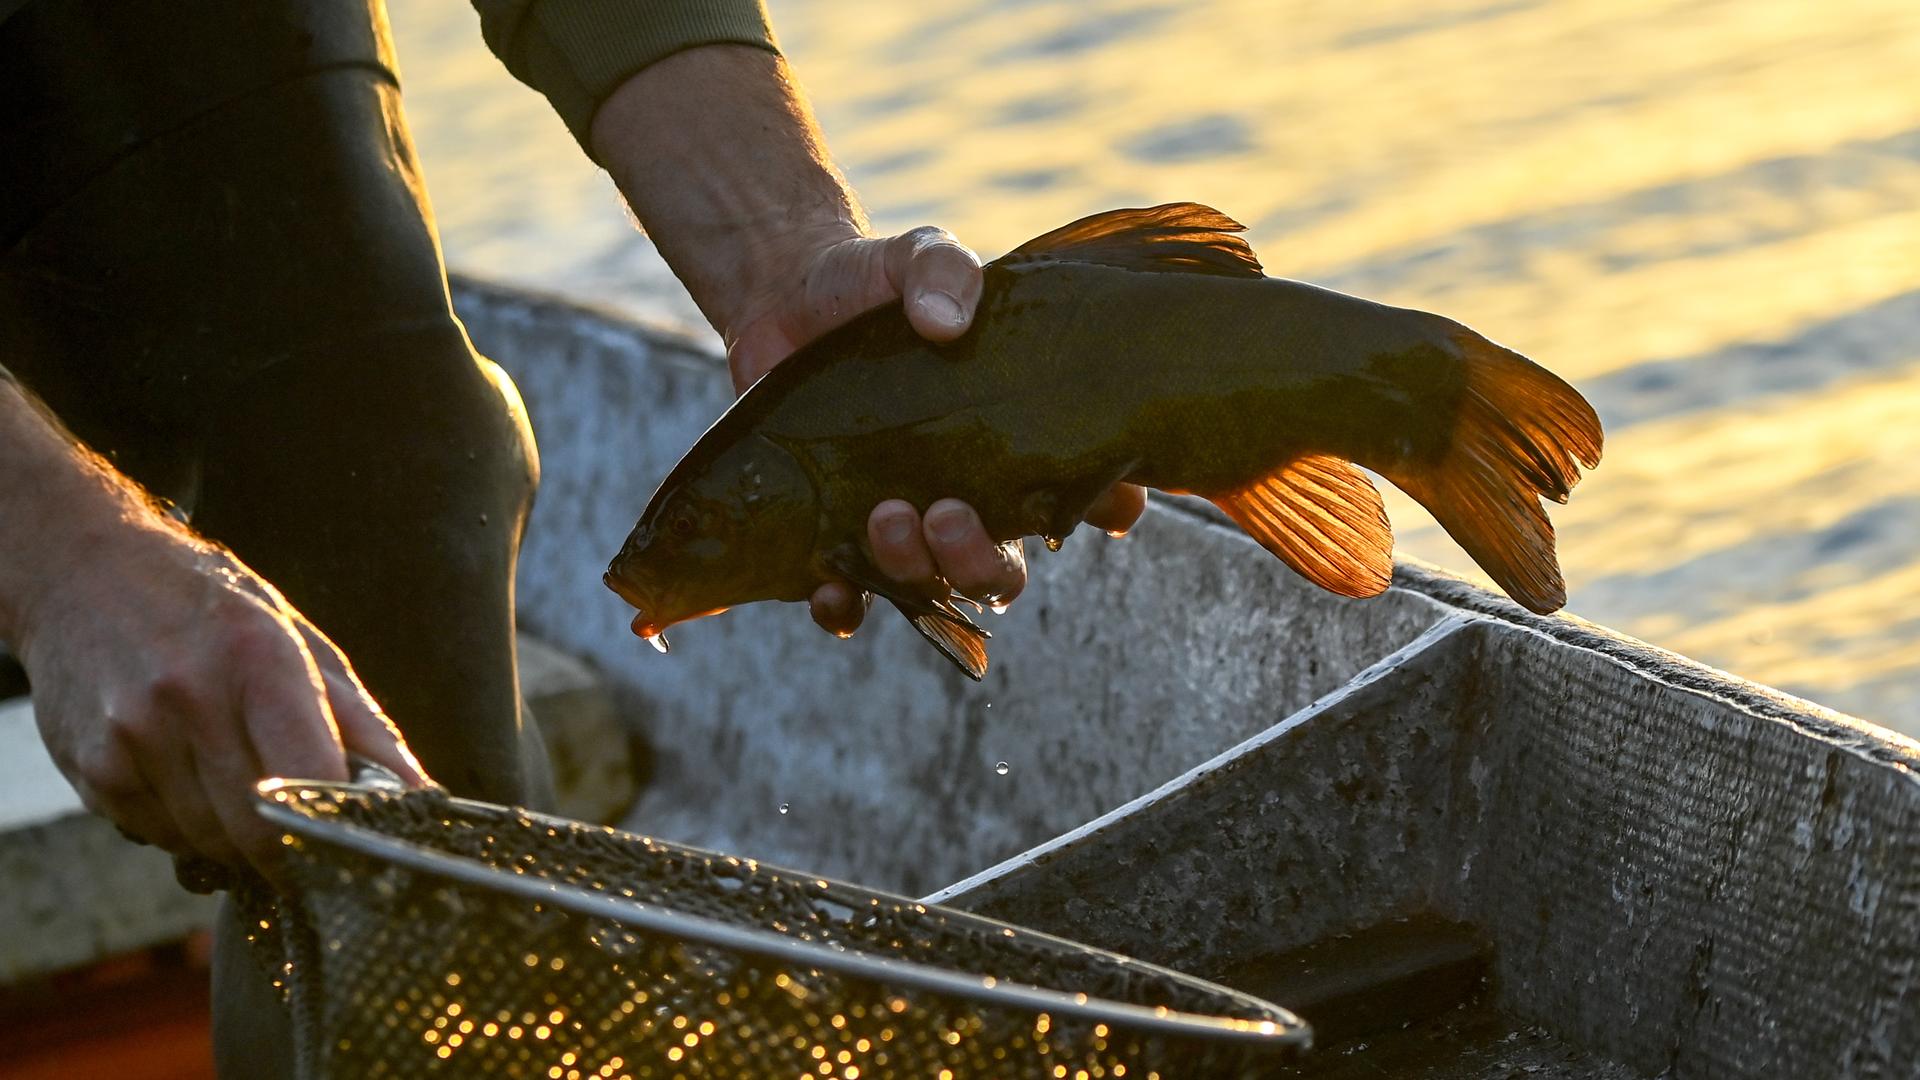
[608,204,1602,677]
[770,270,1433,526]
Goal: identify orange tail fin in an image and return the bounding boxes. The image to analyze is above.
[1382,331,1604,613]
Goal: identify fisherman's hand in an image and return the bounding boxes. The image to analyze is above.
[14,522,428,887]
[588,46,1144,637]
[722,227,1148,637]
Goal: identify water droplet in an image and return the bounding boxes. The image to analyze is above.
[1043,535,1064,552]
[989,602,1009,615]
[645,633,670,654]
[1105,528,1127,539]
[994,762,1009,776]
[778,803,791,815]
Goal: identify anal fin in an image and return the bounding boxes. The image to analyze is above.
[823,545,992,680]
[1212,454,1394,599]
[902,605,991,681]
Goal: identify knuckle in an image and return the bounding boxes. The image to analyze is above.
[141,665,206,715]
[915,240,980,276]
[106,700,172,749]
[225,618,294,667]
[75,748,143,798]
[899,224,951,247]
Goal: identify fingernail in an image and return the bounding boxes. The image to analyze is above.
[880,513,917,545]
[929,505,970,543]
[918,291,965,328]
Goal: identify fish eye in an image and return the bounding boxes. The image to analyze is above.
[670,513,696,537]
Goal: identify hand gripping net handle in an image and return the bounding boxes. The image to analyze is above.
[249,779,1310,1079]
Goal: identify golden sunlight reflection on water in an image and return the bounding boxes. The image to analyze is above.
[387,0,1920,733]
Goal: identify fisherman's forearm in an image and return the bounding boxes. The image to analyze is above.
[590,44,865,341]
[471,0,778,155]
[0,376,187,645]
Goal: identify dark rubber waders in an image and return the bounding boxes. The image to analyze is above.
[1,3,553,1073]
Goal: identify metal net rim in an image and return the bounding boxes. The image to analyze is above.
[254,779,1309,1053]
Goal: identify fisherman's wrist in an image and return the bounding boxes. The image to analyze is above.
[0,406,194,648]
[588,45,865,334]
[607,180,863,338]
[3,501,156,655]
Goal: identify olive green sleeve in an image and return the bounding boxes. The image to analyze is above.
[471,0,779,158]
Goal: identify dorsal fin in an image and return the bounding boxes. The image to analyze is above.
[992,202,1264,278]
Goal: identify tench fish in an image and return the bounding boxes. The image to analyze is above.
[605,203,1602,678]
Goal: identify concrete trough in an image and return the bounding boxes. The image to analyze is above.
[454,276,1920,1078]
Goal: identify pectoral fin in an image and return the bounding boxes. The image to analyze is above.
[823,546,992,680]
[1212,454,1394,599]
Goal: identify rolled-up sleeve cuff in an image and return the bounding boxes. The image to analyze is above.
[482,1,779,159]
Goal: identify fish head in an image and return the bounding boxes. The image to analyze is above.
[605,434,818,646]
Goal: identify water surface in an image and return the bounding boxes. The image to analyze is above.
[387,0,1920,735]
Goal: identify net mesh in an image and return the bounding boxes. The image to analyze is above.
[244,781,1307,1079]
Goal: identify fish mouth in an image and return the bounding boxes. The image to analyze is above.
[637,606,731,638]
[603,570,648,611]
[603,571,728,643]
[603,571,661,634]
[606,571,672,654]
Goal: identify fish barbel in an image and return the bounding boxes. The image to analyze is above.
[605,203,1603,678]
